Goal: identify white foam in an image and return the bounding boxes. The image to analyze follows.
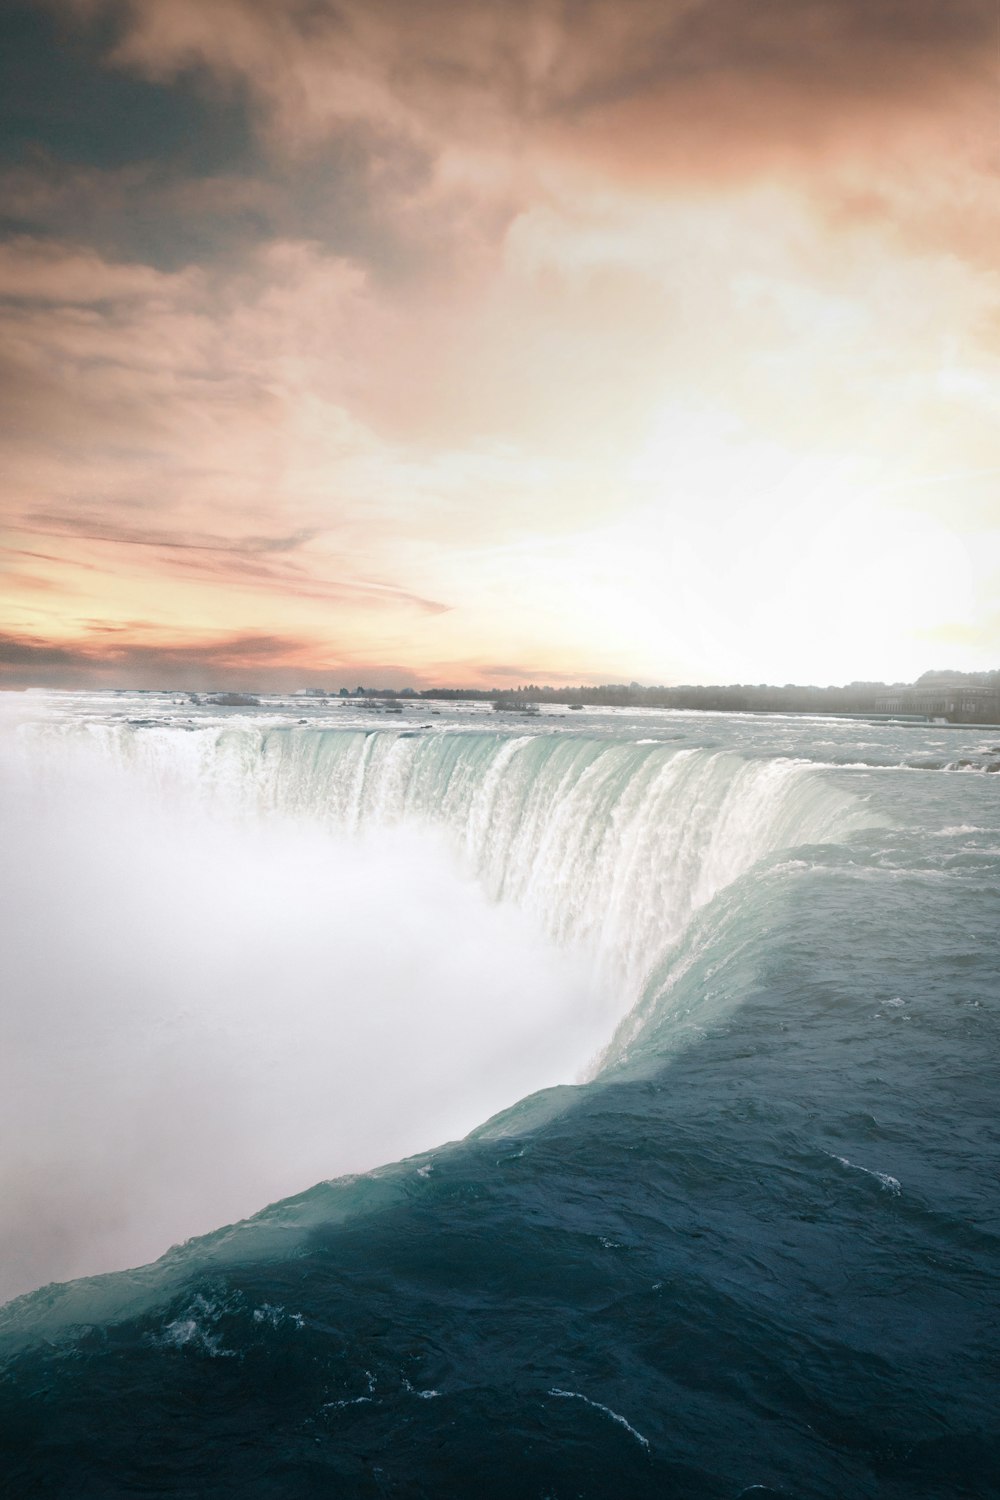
[324,1370,377,1408]
[548,1388,650,1450]
[252,1303,303,1330]
[826,1152,901,1195]
[0,749,604,1303]
[551,1386,653,1446]
[154,1294,237,1356]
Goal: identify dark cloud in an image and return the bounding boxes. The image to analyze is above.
[0,632,89,667]
[0,627,323,683]
[9,0,984,284]
[57,0,993,146]
[522,0,996,190]
[0,138,430,283]
[0,3,253,174]
[554,0,991,105]
[0,626,434,690]
[0,4,429,279]
[4,0,987,290]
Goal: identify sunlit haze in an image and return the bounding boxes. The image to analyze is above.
[1,0,998,689]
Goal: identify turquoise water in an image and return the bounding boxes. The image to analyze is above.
[1,694,998,1497]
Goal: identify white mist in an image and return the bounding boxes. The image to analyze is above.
[0,748,604,1303]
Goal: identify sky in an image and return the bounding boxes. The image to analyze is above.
[0,0,998,691]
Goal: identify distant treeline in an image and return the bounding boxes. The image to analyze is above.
[335,668,1000,723]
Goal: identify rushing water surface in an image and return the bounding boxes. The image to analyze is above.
[1,691,999,1498]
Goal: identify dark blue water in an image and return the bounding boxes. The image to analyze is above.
[2,698,998,1497]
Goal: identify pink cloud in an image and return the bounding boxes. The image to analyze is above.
[0,626,430,690]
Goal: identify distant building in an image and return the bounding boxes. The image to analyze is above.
[875,683,999,722]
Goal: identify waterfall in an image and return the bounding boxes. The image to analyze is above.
[17,720,858,1013]
[1,716,858,1301]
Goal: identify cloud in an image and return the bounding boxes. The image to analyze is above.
[472,661,589,685]
[33,1,998,299]
[11,515,450,614]
[0,234,198,303]
[0,233,365,526]
[0,633,87,668]
[22,515,316,554]
[49,1,996,163]
[3,1,997,686]
[0,626,428,689]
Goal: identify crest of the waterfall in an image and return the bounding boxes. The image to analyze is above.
[112,725,855,1003]
[12,719,859,1027]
